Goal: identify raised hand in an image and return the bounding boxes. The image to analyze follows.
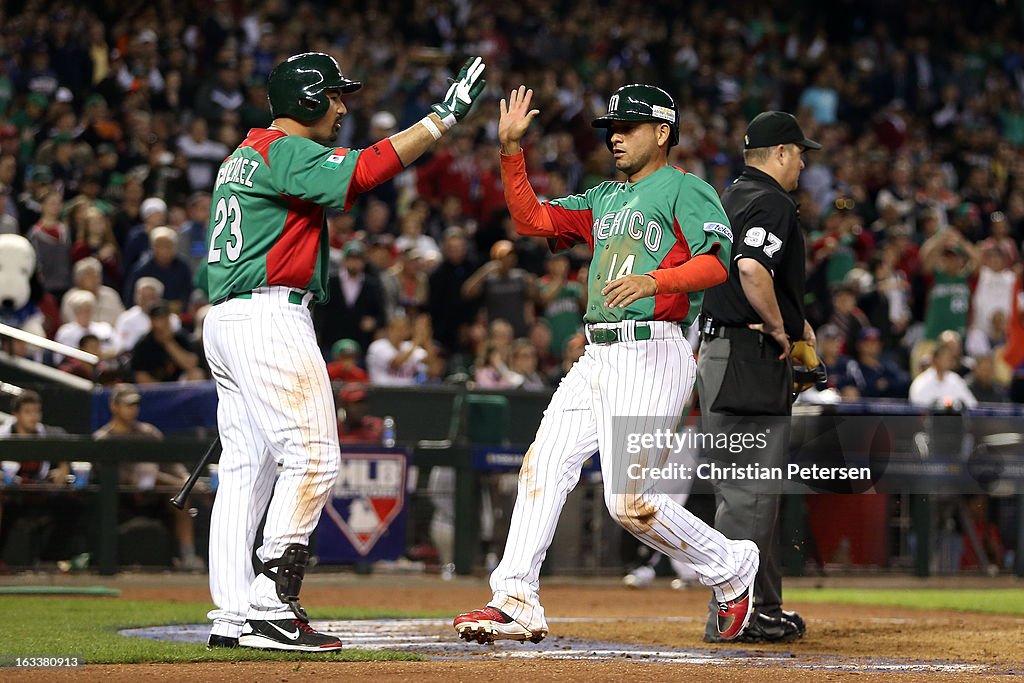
[431,56,487,128]
[499,85,540,154]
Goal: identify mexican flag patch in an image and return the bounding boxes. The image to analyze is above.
[321,152,346,169]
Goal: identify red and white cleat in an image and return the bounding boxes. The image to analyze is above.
[453,606,546,644]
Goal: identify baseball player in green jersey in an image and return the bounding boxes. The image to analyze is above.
[203,52,486,652]
[454,85,759,644]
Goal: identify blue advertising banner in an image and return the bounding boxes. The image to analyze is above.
[472,446,601,473]
[315,448,410,563]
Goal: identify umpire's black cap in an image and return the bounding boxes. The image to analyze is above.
[744,111,821,150]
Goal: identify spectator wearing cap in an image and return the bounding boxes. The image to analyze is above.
[115,30,165,96]
[54,290,119,361]
[130,300,204,383]
[16,165,54,230]
[361,111,400,209]
[393,247,430,311]
[93,383,204,571]
[327,339,370,383]
[826,284,869,355]
[122,196,167,276]
[429,227,478,353]
[115,277,182,351]
[840,327,910,399]
[315,240,387,355]
[122,227,193,312]
[815,323,853,392]
[337,384,383,445]
[61,256,124,326]
[27,189,72,300]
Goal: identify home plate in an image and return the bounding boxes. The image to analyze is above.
[121,618,1005,674]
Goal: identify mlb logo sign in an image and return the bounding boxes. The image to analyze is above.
[319,451,408,558]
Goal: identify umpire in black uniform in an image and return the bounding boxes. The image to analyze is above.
[697,111,820,643]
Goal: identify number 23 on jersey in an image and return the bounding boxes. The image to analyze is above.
[208,195,244,264]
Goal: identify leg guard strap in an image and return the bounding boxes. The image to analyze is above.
[261,543,310,621]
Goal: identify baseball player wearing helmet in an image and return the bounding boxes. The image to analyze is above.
[453,84,759,644]
[203,52,486,651]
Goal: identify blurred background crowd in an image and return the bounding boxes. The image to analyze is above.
[1,0,1024,403]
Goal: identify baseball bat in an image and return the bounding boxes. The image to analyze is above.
[170,437,222,509]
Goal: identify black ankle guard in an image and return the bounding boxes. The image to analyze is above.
[261,543,310,621]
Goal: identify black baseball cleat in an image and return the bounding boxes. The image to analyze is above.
[739,610,806,643]
[238,618,342,651]
[207,634,238,649]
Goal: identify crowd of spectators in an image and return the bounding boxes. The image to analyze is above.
[1,0,1023,404]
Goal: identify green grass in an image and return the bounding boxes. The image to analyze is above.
[786,588,1024,615]
[0,598,439,663]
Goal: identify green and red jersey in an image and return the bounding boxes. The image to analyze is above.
[545,165,733,325]
[206,128,402,304]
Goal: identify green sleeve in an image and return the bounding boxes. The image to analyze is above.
[679,175,733,268]
[267,136,359,210]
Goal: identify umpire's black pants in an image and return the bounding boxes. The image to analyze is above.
[696,330,791,632]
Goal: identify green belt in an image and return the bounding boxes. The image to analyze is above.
[588,322,653,344]
[225,290,309,306]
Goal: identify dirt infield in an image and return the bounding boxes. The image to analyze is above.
[5,574,1024,681]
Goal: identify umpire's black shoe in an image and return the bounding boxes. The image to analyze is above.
[738,610,806,643]
[238,618,342,651]
[704,609,806,643]
[206,634,238,649]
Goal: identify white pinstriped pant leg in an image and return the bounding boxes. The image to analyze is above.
[244,301,340,618]
[488,351,599,633]
[204,292,341,623]
[596,336,757,603]
[205,304,278,638]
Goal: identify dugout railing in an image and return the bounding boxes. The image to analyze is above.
[1,379,1023,578]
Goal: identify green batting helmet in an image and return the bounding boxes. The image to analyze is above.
[592,84,679,148]
[267,52,362,122]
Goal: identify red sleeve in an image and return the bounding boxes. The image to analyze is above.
[343,138,404,210]
[501,151,593,251]
[500,151,555,236]
[649,252,727,294]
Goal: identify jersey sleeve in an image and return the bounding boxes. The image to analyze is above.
[677,174,733,268]
[731,191,795,276]
[267,136,360,210]
[546,188,597,252]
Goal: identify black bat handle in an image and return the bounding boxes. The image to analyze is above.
[170,437,222,509]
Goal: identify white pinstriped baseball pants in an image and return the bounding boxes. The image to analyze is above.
[203,287,340,638]
[489,320,758,633]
